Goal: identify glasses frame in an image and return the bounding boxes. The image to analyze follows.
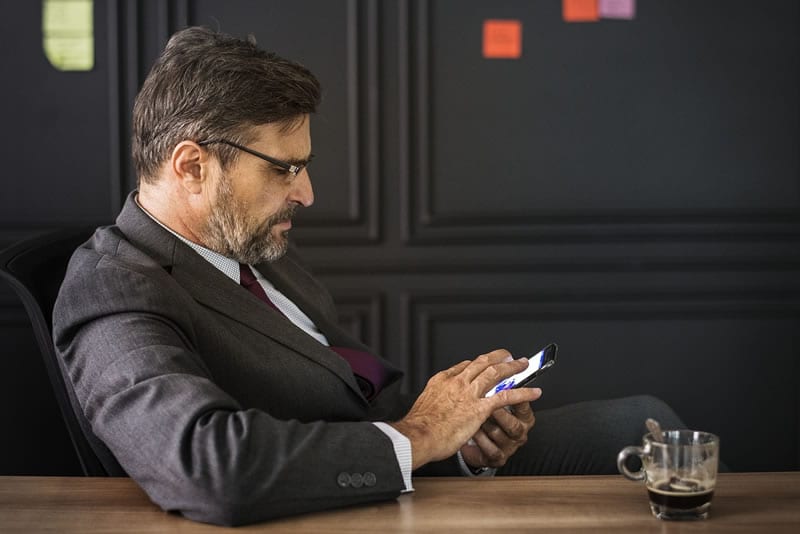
[197,139,311,177]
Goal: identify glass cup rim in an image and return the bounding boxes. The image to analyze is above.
[644,429,719,447]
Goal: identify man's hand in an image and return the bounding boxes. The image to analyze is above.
[388,349,540,470]
[459,397,539,470]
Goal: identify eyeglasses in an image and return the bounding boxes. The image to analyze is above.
[197,139,312,177]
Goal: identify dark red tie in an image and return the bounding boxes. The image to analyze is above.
[239,263,389,399]
[239,263,282,313]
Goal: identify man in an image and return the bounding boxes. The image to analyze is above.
[53,27,682,526]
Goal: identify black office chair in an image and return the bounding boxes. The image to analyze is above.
[0,228,125,476]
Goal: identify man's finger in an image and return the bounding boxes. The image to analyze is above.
[508,397,536,417]
[487,385,540,409]
[470,357,530,393]
[441,359,471,378]
[494,397,537,427]
[459,439,486,469]
[481,419,515,446]
[471,428,507,467]
[459,349,513,382]
[489,409,528,442]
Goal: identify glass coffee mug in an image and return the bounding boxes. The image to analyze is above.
[617,430,720,520]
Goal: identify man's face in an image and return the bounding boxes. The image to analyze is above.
[200,116,314,264]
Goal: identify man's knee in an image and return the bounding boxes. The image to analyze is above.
[616,394,685,430]
[635,394,681,419]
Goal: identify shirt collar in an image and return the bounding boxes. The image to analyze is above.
[135,194,241,283]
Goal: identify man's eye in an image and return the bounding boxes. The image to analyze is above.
[268,166,290,176]
[273,168,296,182]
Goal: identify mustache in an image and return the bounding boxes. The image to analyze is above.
[266,203,299,227]
[259,204,299,233]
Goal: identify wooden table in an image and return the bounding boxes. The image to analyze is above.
[1,473,798,532]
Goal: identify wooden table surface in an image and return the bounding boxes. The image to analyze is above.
[1,472,798,532]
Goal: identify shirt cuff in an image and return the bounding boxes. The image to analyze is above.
[373,422,414,493]
[457,447,497,477]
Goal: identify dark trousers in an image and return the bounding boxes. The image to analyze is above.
[498,395,686,475]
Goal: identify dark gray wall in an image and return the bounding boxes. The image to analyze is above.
[1,0,797,475]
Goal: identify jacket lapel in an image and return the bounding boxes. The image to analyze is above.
[258,258,404,386]
[115,192,367,401]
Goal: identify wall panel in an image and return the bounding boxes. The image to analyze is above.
[404,0,800,243]
[0,0,797,475]
[404,290,799,471]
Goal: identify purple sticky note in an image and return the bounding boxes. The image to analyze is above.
[599,0,636,20]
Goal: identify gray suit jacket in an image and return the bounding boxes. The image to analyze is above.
[52,193,442,525]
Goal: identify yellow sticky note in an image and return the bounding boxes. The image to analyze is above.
[42,0,94,71]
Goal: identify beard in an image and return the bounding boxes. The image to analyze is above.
[200,175,298,265]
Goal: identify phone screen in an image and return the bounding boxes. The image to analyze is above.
[484,343,557,398]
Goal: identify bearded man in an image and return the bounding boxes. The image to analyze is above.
[53,26,683,526]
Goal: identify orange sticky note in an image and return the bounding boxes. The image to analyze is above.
[563,0,599,22]
[482,19,522,59]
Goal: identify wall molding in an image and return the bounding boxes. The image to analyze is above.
[294,0,382,244]
[331,291,385,356]
[308,253,800,276]
[404,288,800,389]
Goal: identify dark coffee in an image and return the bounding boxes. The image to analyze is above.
[647,478,714,510]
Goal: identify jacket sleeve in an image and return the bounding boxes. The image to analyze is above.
[52,250,405,526]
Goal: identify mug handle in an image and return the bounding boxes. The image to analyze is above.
[617,442,651,481]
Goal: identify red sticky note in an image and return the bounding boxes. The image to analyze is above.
[483,19,522,59]
[563,0,599,22]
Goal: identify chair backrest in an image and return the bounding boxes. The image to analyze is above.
[0,228,125,476]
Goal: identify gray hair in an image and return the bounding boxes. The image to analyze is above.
[132,26,321,184]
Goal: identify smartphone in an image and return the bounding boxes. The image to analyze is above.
[484,343,558,398]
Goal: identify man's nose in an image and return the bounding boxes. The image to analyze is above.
[290,169,314,208]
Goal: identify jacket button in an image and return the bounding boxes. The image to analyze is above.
[364,472,377,487]
[337,472,351,488]
[350,472,364,488]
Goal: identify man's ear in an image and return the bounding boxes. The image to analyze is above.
[171,141,211,194]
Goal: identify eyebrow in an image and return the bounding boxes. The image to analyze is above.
[282,153,314,168]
